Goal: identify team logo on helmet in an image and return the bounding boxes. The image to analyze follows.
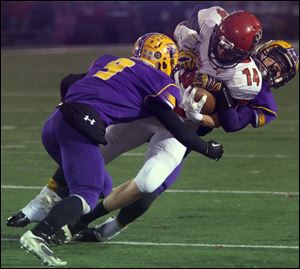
[131,33,179,76]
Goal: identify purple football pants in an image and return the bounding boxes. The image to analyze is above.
[41,108,112,210]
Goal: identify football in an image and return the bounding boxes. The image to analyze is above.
[193,87,216,115]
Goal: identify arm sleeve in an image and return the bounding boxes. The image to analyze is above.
[60,73,87,100]
[218,106,255,132]
[147,98,208,154]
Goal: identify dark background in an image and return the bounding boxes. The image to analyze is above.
[1,1,299,47]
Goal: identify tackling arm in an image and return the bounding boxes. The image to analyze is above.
[218,105,256,132]
[147,98,223,160]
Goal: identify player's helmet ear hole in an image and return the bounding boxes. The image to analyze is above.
[157,62,161,70]
[162,62,167,70]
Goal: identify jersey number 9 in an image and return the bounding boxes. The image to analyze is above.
[93,58,135,80]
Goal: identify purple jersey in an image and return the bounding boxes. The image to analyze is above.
[64,55,180,126]
[247,81,278,127]
[218,81,277,132]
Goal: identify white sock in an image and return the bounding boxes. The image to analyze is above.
[22,186,62,222]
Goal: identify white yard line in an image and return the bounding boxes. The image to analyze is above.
[0,150,296,159]
[1,237,298,250]
[1,185,298,196]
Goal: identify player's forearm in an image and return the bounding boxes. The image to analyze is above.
[148,99,208,154]
[198,114,220,128]
[218,106,254,132]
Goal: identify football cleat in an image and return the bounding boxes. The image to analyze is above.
[73,227,100,242]
[20,230,67,266]
[50,225,73,245]
[74,217,127,242]
[6,211,30,228]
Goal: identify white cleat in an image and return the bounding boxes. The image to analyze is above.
[94,217,127,241]
[20,230,67,267]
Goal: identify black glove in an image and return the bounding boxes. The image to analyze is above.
[204,140,224,161]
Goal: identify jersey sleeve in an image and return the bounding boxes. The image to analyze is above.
[197,6,228,42]
[145,84,181,110]
[219,84,278,131]
[250,107,277,128]
[249,89,278,128]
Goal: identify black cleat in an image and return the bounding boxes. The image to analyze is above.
[73,228,100,242]
[6,211,30,228]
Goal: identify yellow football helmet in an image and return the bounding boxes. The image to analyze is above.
[131,33,178,76]
[255,40,299,88]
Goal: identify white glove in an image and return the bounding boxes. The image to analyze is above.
[174,24,200,51]
[182,86,207,122]
[173,69,184,89]
[174,70,206,122]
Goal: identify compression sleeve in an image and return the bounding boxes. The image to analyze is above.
[147,98,208,154]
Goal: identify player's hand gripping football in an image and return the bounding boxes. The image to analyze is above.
[204,140,224,161]
[182,86,207,122]
[174,69,207,122]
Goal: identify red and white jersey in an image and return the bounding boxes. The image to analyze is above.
[175,6,262,101]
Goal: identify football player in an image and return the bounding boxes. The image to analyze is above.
[63,6,267,242]
[69,39,299,242]
[174,6,263,103]
[62,7,262,238]
[17,32,224,266]
[8,5,290,249]
[8,6,265,243]
[7,40,298,246]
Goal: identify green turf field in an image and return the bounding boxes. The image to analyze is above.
[1,46,299,268]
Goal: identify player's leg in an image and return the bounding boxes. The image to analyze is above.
[20,109,109,266]
[75,130,186,241]
[74,127,211,241]
[6,167,67,227]
[100,117,156,163]
[53,118,160,234]
[77,132,185,227]
[75,164,183,242]
[103,130,187,210]
[7,118,155,228]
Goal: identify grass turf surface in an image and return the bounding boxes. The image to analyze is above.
[1,46,299,268]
